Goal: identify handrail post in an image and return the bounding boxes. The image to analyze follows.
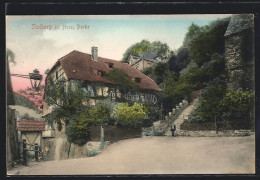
[22,139,27,165]
[35,143,39,161]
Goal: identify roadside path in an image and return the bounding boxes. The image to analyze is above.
[7,135,255,175]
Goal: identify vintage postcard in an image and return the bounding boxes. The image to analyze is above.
[6,14,255,175]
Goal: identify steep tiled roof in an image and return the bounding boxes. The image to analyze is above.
[18,120,45,132]
[140,52,159,61]
[130,52,160,67]
[225,14,254,37]
[57,50,162,91]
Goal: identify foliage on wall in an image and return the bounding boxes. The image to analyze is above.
[106,68,137,88]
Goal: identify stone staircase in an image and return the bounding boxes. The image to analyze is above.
[151,99,189,136]
[165,98,198,136]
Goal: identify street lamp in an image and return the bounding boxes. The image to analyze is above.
[29,69,43,91]
[11,69,43,91]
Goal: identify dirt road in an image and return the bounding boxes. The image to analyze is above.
[7,136,255,175]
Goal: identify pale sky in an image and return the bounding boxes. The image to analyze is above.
[6,14,231,91]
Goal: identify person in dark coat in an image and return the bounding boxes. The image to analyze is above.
[171,125,176,137]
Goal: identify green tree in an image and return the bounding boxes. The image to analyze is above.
[66,109,91,145]
[201,53,225,82]
[168,47,190,73]
[151,62,169,84]
[121,40,172,63]
[121,40,150,63]
[45,79,91,145]
[7,48,16,65]
[115,103,147,127]
[197,79,227,122]
[150,41,172,59]
[219,90,254,125]
[190,18,230,66]
[183,23,203,49]
[164,74,194,102]
[88,105,110,124]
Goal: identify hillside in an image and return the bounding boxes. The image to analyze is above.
[13,92,39,111]
[9,105,43,120]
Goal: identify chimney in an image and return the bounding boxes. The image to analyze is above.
[91,46,98,61]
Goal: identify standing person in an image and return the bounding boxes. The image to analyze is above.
[171,125,176,137]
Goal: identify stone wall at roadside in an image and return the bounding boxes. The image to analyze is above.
[42,135,106,161]
[42,138,56,161]
[177,130,253,137]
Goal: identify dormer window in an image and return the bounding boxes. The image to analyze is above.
[97,70,105,77]
[135,77,141,83]
[105,62,114,68]
[108,63,113,68]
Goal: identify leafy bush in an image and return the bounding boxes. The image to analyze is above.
[179,61,199,76]
[66,104,110,145]
[88,105,110,124]
[97,98,122,124]
[188,86,254,127]
[187,98,204,122]
[219,90,254,122]
[115,103,147,127]
[142,104,161,127]
[66,109,91,145]
[197,79,227,122]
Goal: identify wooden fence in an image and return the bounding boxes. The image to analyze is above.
[90,125,142,141]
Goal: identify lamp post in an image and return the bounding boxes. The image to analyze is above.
[29,69,43,91]
[11,69,43,91]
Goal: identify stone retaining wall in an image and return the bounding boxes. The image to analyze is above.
[177,130,253,137]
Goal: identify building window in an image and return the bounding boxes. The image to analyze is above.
[116,91,121,98]
[150,94,154,103]
[87,85,95,97]
[153,96,157,104]
[110,91,116,99]
[135,94,140,101]
[140,94,145,102]
[56,71,59,80]
[128,94,132,101]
